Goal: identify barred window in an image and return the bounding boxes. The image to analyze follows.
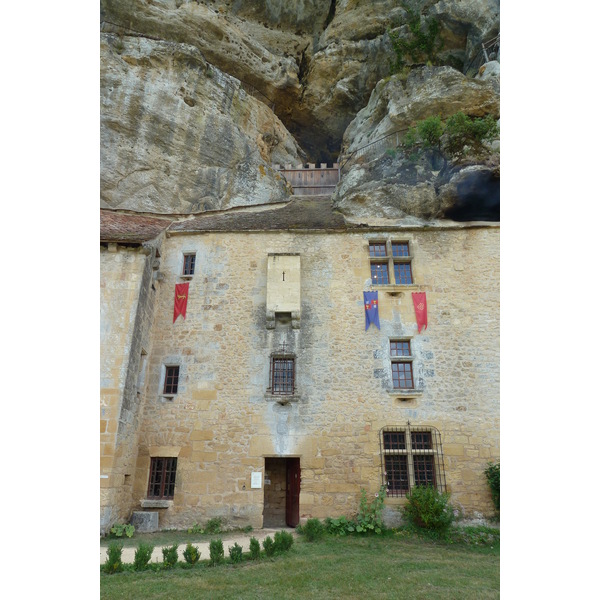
[380,425,446,497]
[271,358,295,395]
[147,457,177,499]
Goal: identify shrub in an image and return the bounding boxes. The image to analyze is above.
[273,530,294,553]
[162,543,179,568]
[110,523,135,538]
[249,537,261,560]
[209,539,224,566]
[355,486,386,534]
[262,535,275,557]
[228,542,243,564]
[325,515,355,536]
[182,543,201,565]
[403,485,454,533]
[299,518,325,542]
[204,517,223,534]
[133,542,154,571]
[484,461,500,512]
[103,542,124,574]
[444,112,499,157]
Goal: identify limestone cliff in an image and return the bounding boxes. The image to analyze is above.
[100,0,500,217]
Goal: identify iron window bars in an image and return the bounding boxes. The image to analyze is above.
[271,357,295,395]
[379,424,446,497]
[147,457,177,499]
[163,366,180,395]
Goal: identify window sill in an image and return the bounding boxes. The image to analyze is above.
[160,394,177,401]
[373,284,420,294]
[264,394,300,405]
[140,499,173,509]
[387,389,423,399]
[180,274,194,279]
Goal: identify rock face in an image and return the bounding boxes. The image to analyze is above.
[333,66,499,222]
[100,1,500,215]
[101,0,500,163]
[101,34,302,213]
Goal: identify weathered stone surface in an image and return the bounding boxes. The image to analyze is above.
[333,66,499,221]
[101,34,302,213]
[101,1,500,162]
[130,511,159,533]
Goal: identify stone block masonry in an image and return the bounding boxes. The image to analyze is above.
[128,224,499,530]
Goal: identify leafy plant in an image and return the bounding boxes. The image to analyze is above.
[389,1,443,72]
[484,461,500,512]
[187,522,204,534]
[204,517,223,534]
[403,485,454,533]
[103,542,124,574]
[355,486,386,534]
[273,530,294,553]
[209,539,224,566]
[444,112,499,157]
[133,542,154,571]
[228,542,243,564]
[299,518,325,542]
[162,543,179,568]
[110,523,135,538]
[325,515,355,536]
[262,535,275,557]
[249,537,261,560]
[182,543,201,565]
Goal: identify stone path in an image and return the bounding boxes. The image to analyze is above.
[100,528,293,564]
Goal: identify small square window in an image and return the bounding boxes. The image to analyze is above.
[394,263,413,285]
[183,253,196,276]
[390,340,411,357]
[147,457,177,499]
[163,366,180,395]
[370,263,389,285]
[392,242,410,257]
[369,243,387,257]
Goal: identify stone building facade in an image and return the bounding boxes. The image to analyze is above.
[100,198,499,534]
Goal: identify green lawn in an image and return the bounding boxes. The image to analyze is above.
[100,533,499,600]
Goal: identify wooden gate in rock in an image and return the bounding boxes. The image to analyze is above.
[274,163,340,196]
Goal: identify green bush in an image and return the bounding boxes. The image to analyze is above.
[133,542,154,571]
[299,518,325,542]
[484,461,500,512]
[110,523,135,538]
[262,535,275,557]
[182,543,201,565]
[325,515,355,536]
[444,112,499,157]
[209,539,224,566]
[204,517,223,534]
[355,486,386,534]
[273,530,294,553]
[228,542,243,564]
[103,542,124,574]
[403,485,454,533]
[249,537,261,560]
[162,543,179,568]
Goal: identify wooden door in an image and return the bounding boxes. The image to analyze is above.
[285,458,301,527]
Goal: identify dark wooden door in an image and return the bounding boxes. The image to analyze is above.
[285,458,301,527]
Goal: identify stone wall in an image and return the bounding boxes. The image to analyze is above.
[131,224,499,529]
[100,241,161,534]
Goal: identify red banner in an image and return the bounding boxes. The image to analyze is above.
[173,283,189,323]
[412,292,427,333]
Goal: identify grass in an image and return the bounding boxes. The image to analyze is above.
[101,531,499,599]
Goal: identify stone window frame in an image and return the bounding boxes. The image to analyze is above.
[147,457,177,500]
[380,425,446,497]
[270,356,295,395]
[368,239,416,288]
